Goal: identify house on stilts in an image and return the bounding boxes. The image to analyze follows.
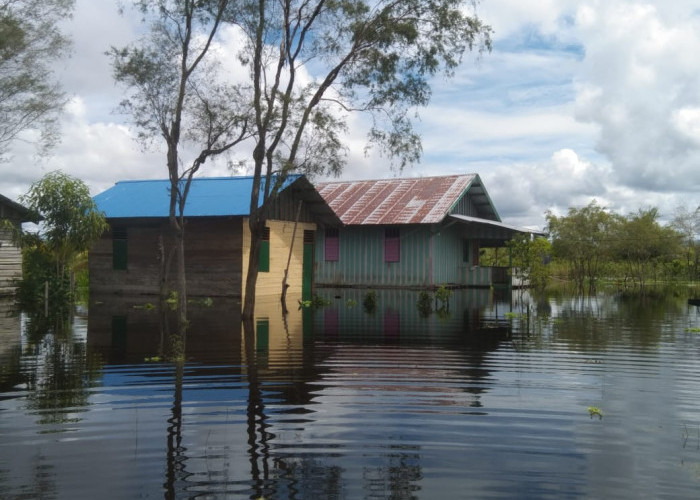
[314,174,540,290]
[89,175,339,303]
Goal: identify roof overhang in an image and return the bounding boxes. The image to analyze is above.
[448,214,546,246]
[286,176,342,227]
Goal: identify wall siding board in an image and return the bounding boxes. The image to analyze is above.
[241,218,317,303]
[90,218,243,297]
[315,220,507,289]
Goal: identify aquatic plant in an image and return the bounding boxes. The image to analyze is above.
[435,285,452,311]
[362,290,377,314]
[587,406,603,419]
[416,290,432,317]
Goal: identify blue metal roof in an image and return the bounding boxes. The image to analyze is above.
[94,175,301,218]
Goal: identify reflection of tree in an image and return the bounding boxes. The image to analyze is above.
[165,362,187,499]
[23,312,100,426]
[243,317,272,499]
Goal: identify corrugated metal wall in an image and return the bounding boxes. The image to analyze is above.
[315,225,435,287]
[315,221,513,289]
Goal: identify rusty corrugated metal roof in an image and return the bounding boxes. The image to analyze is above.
[316,174,478,225]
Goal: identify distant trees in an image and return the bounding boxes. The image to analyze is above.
[507,234,552,293]
[670,204,700,281]
[0,0,74,159]
[546,201,613,293]
[545,201,690,293]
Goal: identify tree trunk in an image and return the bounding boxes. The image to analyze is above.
[242,219,263,321]
[175,227,187,339]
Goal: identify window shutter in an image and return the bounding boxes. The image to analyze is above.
[384,227,400,263]
[325,228,339,261]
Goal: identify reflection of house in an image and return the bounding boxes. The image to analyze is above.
[90,175,338,301]
[0,194,30,296]
[315,174,537,288]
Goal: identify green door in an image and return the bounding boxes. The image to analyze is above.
[302,230,314,301]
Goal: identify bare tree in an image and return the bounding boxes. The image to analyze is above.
[110,0,252,339]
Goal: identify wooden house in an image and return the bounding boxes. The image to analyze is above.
[314,174,539,289]
[0,194,30,296]
[89,175,339,302]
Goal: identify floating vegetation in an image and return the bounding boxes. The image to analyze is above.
[416,290,432,317]
[435,285,452,311]
[685,327,700,333]
[587,406,603,419]
[362,290,377,314]
[298,294,331,309]
[133,302,156,310]
[144,356,162,363]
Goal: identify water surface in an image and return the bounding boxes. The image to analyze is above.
[1,290,699,499]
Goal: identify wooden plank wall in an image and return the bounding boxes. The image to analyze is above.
[89,218,244,297]
[241,218,317,303]
[0,229,22,296]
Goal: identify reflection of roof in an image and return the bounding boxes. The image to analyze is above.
[317,174,499,225]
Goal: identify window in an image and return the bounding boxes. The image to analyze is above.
[259,226,270,272]
[325,228,339,261]
[463,239,480,266]
[384,227,400,263]
[112,227,127,270]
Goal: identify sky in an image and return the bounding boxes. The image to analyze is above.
[2,0,699,231]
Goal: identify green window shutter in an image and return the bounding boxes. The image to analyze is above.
[113,228,127,270]
[256,319,269,351]
[259,227,270,272]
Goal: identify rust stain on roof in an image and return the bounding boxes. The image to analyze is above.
[317,174,476,225]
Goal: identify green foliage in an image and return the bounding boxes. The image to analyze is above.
[16,171,106,311]
[0,0,74,159]
[547,201,612,292]
[416,290,432,317]
[608,208,683,291]
[507,234,552,292]
[435,285,452,310]
[587,406,603,419]
[362,290,377,314]
[299,294,331,310]
[21,171,107,270]
[345,299,357,308]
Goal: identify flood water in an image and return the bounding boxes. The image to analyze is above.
[1,288,700,499]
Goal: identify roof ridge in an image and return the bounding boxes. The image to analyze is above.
[317,173,475,185]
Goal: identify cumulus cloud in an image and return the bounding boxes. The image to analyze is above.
[2,0,699,231]
[572,1,700,192]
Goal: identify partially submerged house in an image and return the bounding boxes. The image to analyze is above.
[90,175,339,302]
[314,174,539,289]
[0,194,31,296]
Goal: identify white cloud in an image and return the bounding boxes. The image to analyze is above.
[2,0,700,230]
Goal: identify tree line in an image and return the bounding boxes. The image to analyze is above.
[484,201,700,294]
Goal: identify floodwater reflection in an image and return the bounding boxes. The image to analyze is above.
[1,290,700,498]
